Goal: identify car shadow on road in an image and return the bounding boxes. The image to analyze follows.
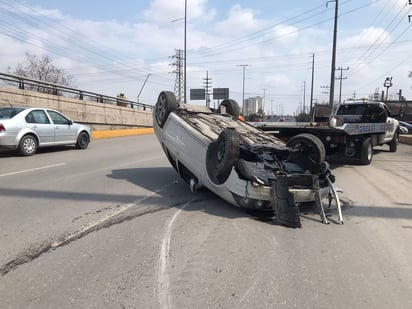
[108,167,336,226]
[108,166,254,220]
[0,146,77,157]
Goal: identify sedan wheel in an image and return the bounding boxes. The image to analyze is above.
[19,135,38,156]
[76,132,90,149]
[155,91,177,128]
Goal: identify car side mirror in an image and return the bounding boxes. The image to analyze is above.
[68,120,73,125]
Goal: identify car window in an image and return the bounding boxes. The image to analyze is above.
[26,110,50,124]
[0,107,25,119]
[47,110,70,125]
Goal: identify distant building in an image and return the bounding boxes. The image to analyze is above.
[244,96,263,116]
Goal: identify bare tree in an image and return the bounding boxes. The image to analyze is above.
[8,52,75,95]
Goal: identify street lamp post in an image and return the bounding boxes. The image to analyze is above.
[170,0,187,103]
[137,73,151,104]
[384,77,393,101]
[184,0,187,103]
[327,0,339,108]
[238,64,250,116]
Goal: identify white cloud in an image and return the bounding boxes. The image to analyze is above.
[270,25,299,44]
[215,5,260,35]
[374,0,410,11]
[143,0,209,24]
[339,27,389,49]
[264,74,292,88]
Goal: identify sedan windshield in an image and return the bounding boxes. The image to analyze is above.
[0,107,25,119]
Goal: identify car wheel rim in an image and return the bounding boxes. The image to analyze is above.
[367,143,372,160]
[79,135,87,146]
[217,141,225,162]
[24,138,35,153]
[156,96,166,122]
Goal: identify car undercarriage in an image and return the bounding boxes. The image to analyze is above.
[153,91,343,228]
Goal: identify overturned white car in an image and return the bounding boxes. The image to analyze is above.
[153,91,342,227]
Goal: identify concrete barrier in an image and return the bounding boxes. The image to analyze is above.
[0,86,153,131]
[93,128,154,139]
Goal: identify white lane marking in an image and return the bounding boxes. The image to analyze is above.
[158,198,195,309]
[0,163,66,177]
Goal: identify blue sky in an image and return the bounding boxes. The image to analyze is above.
[0,0,411,114]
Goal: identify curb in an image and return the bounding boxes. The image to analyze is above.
[92,128,154,139]
[399,135,412,146]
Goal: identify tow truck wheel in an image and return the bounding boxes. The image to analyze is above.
[155,91,177,128]
[388,131,398,153]
[218,99,240,119]
[360,138,373,165]
[286,133,325,164]
[206,128,240,185]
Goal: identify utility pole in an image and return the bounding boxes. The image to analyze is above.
[310,53,315,117]
[336,66,349,104]
[327,0,339,108]
[203,70,212,108]
[262,88,267,115]
[184,0,187,103]
[237,64,250,115]
[409,0,412,22]
[302,81,306,114]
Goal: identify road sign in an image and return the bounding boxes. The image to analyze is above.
[213,88,229,100]
[190,88,205,100]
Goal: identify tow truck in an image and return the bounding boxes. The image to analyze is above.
[252,100,400,165]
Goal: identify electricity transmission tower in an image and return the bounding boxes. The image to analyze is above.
[170,49,184,103]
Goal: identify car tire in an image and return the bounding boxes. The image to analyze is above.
[75,131,90,149]
[388,131,398,153]
[19,135,38,156]
[286,133,325,164]
[360,137,373,165]
[206,128,240,185]
[218,99,240,119]
[155,91,177,128]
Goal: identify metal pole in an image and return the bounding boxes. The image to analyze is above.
[242,66,245,115]
[262,88,267,115]
[237,64,250,115]
[137,73,151,103]
[184,0,187,103]
[328,0,338,108]
[339,68,343,104]
[310,53,315,118]
[303,81,306,114]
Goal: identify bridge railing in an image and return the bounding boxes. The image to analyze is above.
[0,72,153,111]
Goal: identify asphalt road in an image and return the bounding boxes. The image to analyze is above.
[0,135,411,309]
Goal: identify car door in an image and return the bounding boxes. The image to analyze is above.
[383,105,396,141]
[46,110,77,144]
[25,110,55,145]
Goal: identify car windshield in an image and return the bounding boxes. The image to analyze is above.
[0,107,25,119]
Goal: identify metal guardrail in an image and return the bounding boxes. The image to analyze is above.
[0,72,153,111]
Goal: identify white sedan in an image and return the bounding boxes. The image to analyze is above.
[153,91,341,227]
[0,107,91,156]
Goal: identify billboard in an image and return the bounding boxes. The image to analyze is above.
[213,88,229,100]
[190,88,205,100]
